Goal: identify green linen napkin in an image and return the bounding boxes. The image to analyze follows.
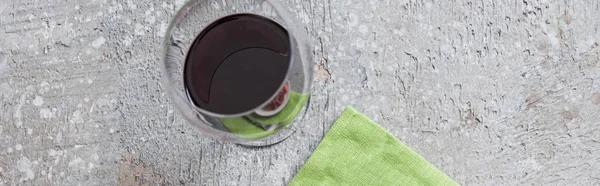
[289,106,458,186]
[219,91,309,139]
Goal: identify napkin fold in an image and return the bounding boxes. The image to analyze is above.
[289,106,458,186]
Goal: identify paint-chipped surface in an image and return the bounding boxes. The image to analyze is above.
[117,150,164,185]
[1,0,600,185]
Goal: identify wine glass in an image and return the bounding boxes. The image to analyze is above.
[161,0,313,146]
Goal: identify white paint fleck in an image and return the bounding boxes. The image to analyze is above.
[95,98,115,110]
[48,167,53,180]
[354,40,365,48]
[56,132,62,144]
[7,148,13,153]
[109,128,115,134]
[32,95,44,106]
[299,12,310,24]
[70,110,84,124]
[359,25,369,34]
[26,14,35,21]
[68,157,84,167]
[342,95,350,102]
[91,37,106,49]
[122,36,132,46]
[348,14,359,27]
[17,157,35,182]
[174,0,185,7]
[14,94,26,128]
[145,15,156,24]
[40,108,54,119]
[0,55,7,73]
[15,144,23,151]
[84,97,90,102]
[87,79,93,84]
[88,162,95,172]
[49,149,63,157]
[27,128,33,135]
[158,22,168,36]
[211,1,221,9]
[134,23,146,35]
[370,43,379,50]
[392,29,404,36]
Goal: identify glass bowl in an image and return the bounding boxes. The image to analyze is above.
[161,0,314,146]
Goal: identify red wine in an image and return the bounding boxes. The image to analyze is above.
[184,14,291,115]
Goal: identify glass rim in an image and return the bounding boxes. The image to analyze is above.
[161,0,296,118]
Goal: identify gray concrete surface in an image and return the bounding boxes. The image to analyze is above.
[1,0,600,185]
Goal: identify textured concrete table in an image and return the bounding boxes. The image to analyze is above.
[1,0,600,185]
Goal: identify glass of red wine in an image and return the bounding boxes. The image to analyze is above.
[161,0,313,146]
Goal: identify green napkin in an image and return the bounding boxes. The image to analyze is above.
[220,91,309,139]
[289,106,458,186]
